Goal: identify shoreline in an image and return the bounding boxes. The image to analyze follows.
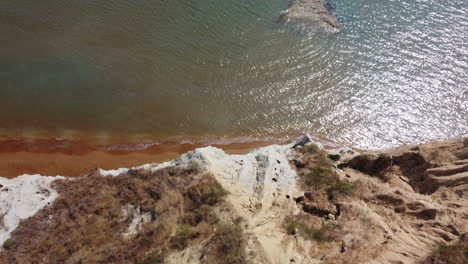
[1,134,466,262]
[1,131,463,179]
[0,134,297,178]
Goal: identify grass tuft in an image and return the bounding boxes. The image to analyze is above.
[303,143,320,154]
[304,157,335,188]
[423,242,467,264]
[204,182,229,206]
[139,252,164,264]
[2,239,13,250]
[170,225,195,250]
[187,161,202,173]
[285,218,335,243]
[327,178,355,200]
[302,155,355,200]
[215,222,247,264]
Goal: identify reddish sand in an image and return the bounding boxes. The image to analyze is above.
[0,135,289,178]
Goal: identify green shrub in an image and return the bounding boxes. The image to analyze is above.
[0,214,4,229]
[179,205,219,226]
[301,154,355,200]
[186,177,228,207]
[187,161,202,173]
[139,253,164,264]
[285,218,334,243]
[285,219,299,235]
[327,178,355,200]
[2,238,13,250]
[194,205,219,224]
[425,242,467,264]
[203,182,228,206]
[303,143,320,154]
[216,222,246,264]
[304,157,335,188]
[170,225,194,250]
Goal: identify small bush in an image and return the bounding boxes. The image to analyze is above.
[195,205,219,224]
[179,205,219,226]
[285,218,334,243]
[285,218,300,235]
[204,182,228,205]
[0,214,5,229]
[423,242,467,264]
[301,154,355,200]
[2,239,13,250]
[187,161,202,173]
[327,178,355,200]
[139,253,164,264]
[215,222,247,264]
[303,143,320,154]
[187,178,228,207]
[304,157,335,188]
[170,225,195,250]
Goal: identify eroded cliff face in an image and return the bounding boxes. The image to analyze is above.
[0,136,466,263]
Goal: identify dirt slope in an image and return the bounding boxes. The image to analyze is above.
[0,136,466,263]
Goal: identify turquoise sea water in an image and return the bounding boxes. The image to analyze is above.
[0,0,467,148]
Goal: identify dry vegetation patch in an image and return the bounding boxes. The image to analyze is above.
[422,241,468,264]
[0,165,233,263]
[201,221,247,264]
[283,145,352,247]
[285,217,339,243]
[294,144,355,202]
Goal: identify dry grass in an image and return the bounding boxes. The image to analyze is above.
[0,165,229,263]
[289,148,351,247]
[304,156,335,188]
[0,213,5,229]
[139,252,164,264]
[202,222,247,264]
[285,217,337,243]
[298,152,355,201]
[2,239,13,250]
[327,178,355,200]
[170,225,196,250]
[422,242,467,264]
[302,143,320,154]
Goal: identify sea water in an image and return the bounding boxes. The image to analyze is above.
[0,0,467,148]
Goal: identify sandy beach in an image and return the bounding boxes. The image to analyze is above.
[0,134,290,178]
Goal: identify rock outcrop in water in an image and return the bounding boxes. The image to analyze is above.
[0,136,467,263]
[280,0,341,31]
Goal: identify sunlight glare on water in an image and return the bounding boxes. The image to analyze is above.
[0,0,467,148]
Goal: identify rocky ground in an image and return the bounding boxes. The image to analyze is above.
[279,0,341,31]
[0,135,466,263]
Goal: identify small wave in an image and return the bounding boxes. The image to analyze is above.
[101,142,161,151]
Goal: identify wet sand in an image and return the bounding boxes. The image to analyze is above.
[0,135,291,178]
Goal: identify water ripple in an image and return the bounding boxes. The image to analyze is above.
[0,0,466,149]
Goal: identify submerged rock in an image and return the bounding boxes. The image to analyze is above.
[279,0,341,31]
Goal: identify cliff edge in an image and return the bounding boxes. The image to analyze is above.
[0,136,466,263]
